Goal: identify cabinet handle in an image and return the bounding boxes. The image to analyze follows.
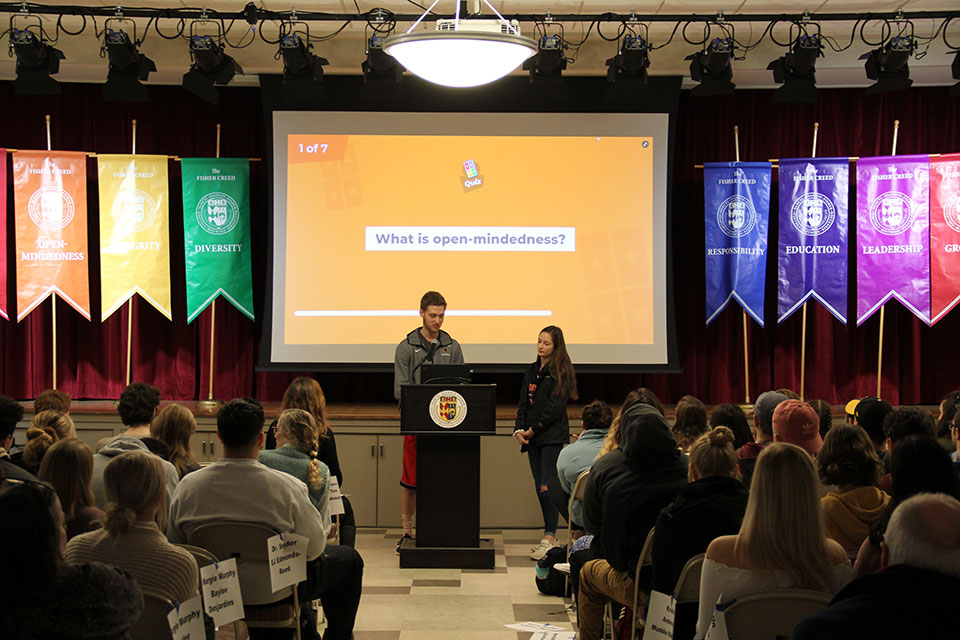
[379,443,384,457]
[210,441,215,456]
[370,444,375,457]
[202,440,207,454]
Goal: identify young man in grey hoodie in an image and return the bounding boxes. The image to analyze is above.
[91,382,178,509]
[393,291,464,549]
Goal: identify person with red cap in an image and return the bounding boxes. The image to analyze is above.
[772,399,823,455]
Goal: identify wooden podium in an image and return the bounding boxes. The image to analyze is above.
[398,383,496,569]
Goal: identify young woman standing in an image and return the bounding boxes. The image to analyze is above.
[515,325,578,560]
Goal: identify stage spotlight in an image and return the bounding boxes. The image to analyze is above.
[362,34,403,84]
[522,35,567,82]
[279,32,329,102]
[949,50,960,97]
[768,34,822,104]
[182,34,243,105]
[102,29,157,103]
[11,28,65,95]
[860,35,915,94]
[604,34,650,84]
[686,37,735,97]
[243,2,259,26]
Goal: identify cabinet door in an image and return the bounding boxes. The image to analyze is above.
[192,430,218,463]
[480,435,544,528]
[334,434,379,527]
[375,435,404,528]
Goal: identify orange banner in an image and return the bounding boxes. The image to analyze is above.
[13,151,91,321]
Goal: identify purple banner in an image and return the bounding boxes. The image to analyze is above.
[778,158,849,324]
[856,155,930,325]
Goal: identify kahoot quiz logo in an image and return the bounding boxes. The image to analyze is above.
[461,159,483,192]
[429,390,468,428]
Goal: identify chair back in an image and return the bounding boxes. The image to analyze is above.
[629,527,656,639]
[187,521,294,605]
[130,589,175,640]
[722,588,832,640]
[566,469,590,540]
[673,553,705,604]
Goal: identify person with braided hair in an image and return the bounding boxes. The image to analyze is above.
[260,408,332,528]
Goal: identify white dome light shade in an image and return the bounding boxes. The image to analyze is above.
[383,31,538,88]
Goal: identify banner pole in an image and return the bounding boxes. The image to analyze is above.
[46,114,59,390]
[799,122,820,401]
[199,124,223,411]
[876,119,900,398]
[125,119,137,387]
[734,125,751,404]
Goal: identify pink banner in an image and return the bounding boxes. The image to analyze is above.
[931,153,960,324]
[0,149,7,320]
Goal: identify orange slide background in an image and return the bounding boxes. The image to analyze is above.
[284,134,654,346]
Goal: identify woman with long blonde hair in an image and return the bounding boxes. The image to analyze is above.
[150,403,201,478]
[695,443,852,638]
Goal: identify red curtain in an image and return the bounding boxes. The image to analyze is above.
[1,81,959,404]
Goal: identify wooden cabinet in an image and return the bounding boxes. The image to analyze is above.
[335,433,403,528]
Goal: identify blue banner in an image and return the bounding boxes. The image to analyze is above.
[777,158,849,324]
[704,162,772,326]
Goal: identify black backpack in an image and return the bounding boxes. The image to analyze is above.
[535,545,569,596]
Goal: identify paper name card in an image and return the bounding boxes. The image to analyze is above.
[167,594,206,640]
[642,590,676,640]
[328,474,345,516]
[268,532,308,592]
[199,557,245,627]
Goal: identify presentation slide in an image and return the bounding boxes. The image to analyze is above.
[270,112,671,367]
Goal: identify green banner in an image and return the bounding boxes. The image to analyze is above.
[181,158,254,322]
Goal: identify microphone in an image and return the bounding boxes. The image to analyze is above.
[427,338,440,362]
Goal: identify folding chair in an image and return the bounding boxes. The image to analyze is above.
[188,521,303,640]
[722,589,832,640]
[601,527,655,640]
[564,469,591,595]
[674,553,705,605]
[175,544,250,640]
[130,589,176,640]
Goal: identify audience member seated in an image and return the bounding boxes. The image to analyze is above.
[673,395,709,454]
[816,425,889,557]
[34,389,72,414]
[772,399,823,456]
[21,410,76,475]
[853,397,892,461]
[92,382,179,509]
[935,390,960,452]
[844,398,859,425]
[597,387,664,457]
[854,435,960,576]
[877,407,936,493]
[577,404,688,640]
[793,493,960,640]
[736,391,787,487]
[652,426,748,640]
[952,410,960,469]
[260,408,332,527]
[167,398,363,640]
[150,403,202,478]
[808,399,834,439]
[38,438,104,539]
[66,451,198,606]
[0,396,34,482]
[552,400,612,533]
[271,377,357,548]
[695,443,852,640]
[709,403,753,450]
[776,388,801,400]
[0,478,142,639]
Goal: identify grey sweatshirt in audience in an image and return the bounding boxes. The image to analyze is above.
[91,436,179,510]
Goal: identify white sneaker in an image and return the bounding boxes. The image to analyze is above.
[530,538,556,561]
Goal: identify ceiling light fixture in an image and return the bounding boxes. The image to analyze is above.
[950,50,960,97]
[768,28,822,104]
[102,17,157,103]
[687,37,735,97]
[523,34,567,82]
[605,33,650,84]
[9,14,65,95]
[860,18,916,94]
[383,0,537,87]
[182,18,243,106]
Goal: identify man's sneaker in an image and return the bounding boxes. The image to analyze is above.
[530,538,556,561]
[396,533,414,554]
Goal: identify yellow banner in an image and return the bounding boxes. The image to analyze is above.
[97,155,172,320]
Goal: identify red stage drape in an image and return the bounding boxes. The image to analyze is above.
[1,81,959,404]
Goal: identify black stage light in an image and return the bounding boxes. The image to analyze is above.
[243,2,259,26]
[362,34,403,84]
[182,34,243,105]
[103,29,157,103]
[768,34,822,104]
[11,28,65,95]
[281,33,328,82]
[951,50,960,97]
[686,37,735,97]
[861,35,915,94]
[522,35,567,82]
[604,34,649,84]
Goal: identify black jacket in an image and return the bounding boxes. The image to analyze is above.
[515,359,569,447]
[594,404,689,575]
[792,565,960,640]
[651,475,748,594]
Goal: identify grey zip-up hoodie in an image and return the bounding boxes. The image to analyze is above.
[91,435,180,511]
[393,328,465,402]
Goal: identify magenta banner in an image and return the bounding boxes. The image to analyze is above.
[856,155,930,325]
